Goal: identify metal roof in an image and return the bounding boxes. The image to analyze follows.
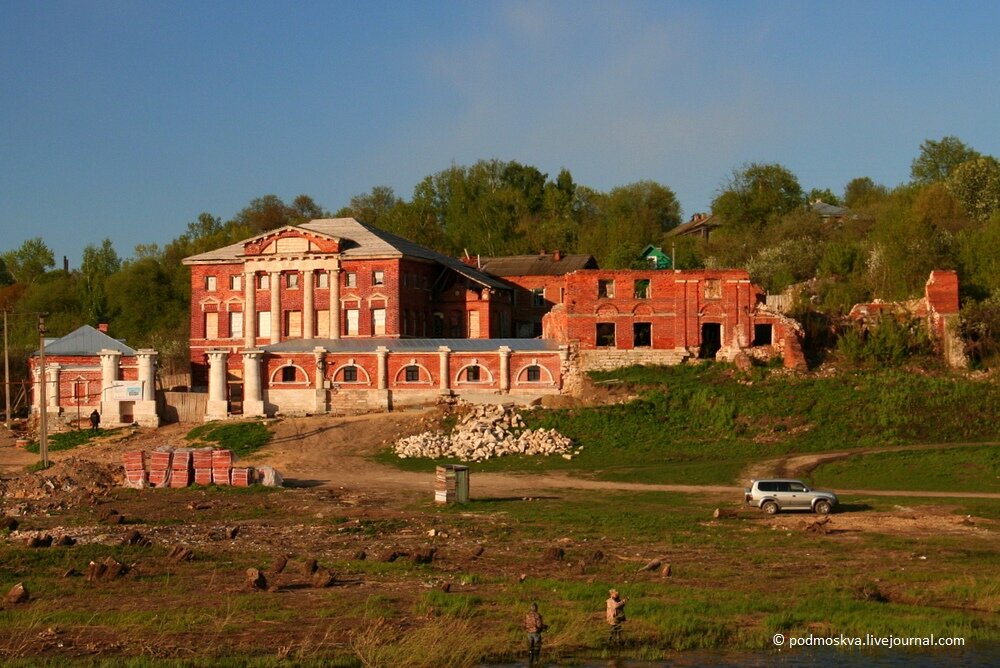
[182,218,509,291]
[34,325,136,357]
[259,337,561,354]
[477,254,597,277]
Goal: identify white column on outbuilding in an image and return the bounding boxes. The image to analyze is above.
[303,269,315,340]
[329,260,341,339]
[376,346,389,390]
[438,346,451,392]
[242,349,265,417]
[136,350,157,401]
[498,346,511,393]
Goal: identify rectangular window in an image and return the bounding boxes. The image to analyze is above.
[229,275,242,291]
[372,270,385,286]
[257,311,271,337]
[286,273,299,289]
[345,309,359,336]
[526,366,541,382]
[316,309,329,337]
[753,324,773,346]
[343,366,358,382]
[633,322,651,347]
[532,288,545,307]
[405,365,419,382]
[633,279,650,299]
[704,279,721,300]
[598,279,615,298]
[229,312,243,339]
[204,312,219,339]
[205,276,217,291]
[372,308,386,335]
[465,366,480,382]
[345,272,357,288]
[73,380,88,402]
[596,323,616,347]
[402,273,409,288]
[281,366,296,383]
[258,274,270,290]
[285,310,302,338]
[316,272,329,288]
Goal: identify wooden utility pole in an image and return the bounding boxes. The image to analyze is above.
[3,310,10,429]
[38,315,48,468]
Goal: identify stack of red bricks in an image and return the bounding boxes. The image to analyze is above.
[170,448,193,488]
[123,450,146,488]
[193,449,214,486]
[121,448,255,488]
[148,449,173,487]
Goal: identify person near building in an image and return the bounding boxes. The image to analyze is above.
[89,409,101,432]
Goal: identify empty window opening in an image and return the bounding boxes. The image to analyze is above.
[596,323,616,347]
[526,366,541,382]
[281,366,297,383]
[405,365,420,382]
[633,322,651,347]
[753,324,773,346]
[598,279,615,299]
[633,279,650,299]
[465,366,481,382]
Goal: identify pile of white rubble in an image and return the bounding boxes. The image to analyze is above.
[393,404,579,462]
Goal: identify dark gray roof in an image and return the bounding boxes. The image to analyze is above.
[810,201,852,218]
[477,254,597,277]
[260,338,560,354]
[182,218,509,291]
[668,214,720,237]
[34,325,135,357]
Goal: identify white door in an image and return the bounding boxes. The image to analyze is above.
[372,308,386,335]
[346,309,359,336]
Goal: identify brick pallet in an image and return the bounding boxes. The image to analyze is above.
[121,448,254,489]
[123,450,146,487]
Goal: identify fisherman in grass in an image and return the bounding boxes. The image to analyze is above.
[523,601,547,663]
[606,588,627,645]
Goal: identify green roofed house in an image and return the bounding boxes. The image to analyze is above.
[640,245,672,270]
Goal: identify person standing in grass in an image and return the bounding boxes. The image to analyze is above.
[606,588,627,645]
[523,601,546,663]
[89,409,101,433]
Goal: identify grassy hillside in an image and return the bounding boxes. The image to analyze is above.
[384,363,1000,486]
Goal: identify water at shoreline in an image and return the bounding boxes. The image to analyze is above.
[485,645,1000,667]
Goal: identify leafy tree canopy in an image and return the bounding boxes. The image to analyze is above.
[712,162,803,231]
[911,136,980,185]
[1,237,55,285]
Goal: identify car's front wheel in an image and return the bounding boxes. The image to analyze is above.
[814,500,832,515]
[761,501,778,515]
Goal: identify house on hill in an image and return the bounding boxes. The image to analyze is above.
[29,325,159,428]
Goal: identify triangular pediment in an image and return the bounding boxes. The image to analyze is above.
[240,226,343,257]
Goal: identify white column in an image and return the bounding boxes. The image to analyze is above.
[303,269,315,340]
[269,270,281,344]
[31,368,41,413]
[438,346,451,391]
[136,350,157,401]
[376,346,389,390]
[330,262,341,339]
[242,350,264,417]
[206,350,229,420]
[313,347,326,390]
[244,271,256,347]
[99,349,122,424]
[47,364,61,408]
[498,346,511,393]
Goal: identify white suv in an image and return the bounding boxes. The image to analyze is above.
[745,479,838,515]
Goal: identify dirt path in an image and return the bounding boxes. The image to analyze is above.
[4,413,999,501]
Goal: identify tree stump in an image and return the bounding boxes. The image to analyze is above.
[713,508,740,519]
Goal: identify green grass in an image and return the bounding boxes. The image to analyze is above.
[380,364,1000,486]
[185,420,273,458]
[810,445,1000,493]
[25,428,120,454]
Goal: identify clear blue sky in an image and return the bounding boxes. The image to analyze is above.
[2,1,998,266]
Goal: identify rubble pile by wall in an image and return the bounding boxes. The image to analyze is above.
[392,403,577,462]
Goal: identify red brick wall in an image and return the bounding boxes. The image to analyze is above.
[926,270,959,315]
[556,269,763,351]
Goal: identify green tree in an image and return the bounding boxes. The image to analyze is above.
[843,177,888,209]
[712,163,804,231]
[911,136,980,185]
[79,238,121,323]
[807,188,841,206]
[947,156,1000,222]
[336,186,402,228]
[2,237,55,285]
